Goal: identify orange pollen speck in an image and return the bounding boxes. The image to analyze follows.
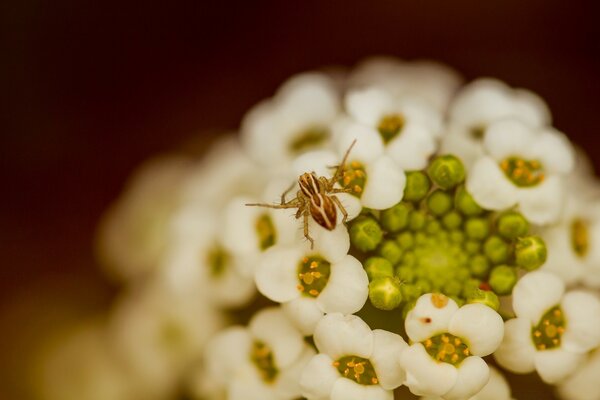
[431,293,449,308]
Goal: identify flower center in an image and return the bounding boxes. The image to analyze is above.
[160,320,185,349]
[423,333,470,365]
[532,306,566,351]
[250,341,278,383]
[571,219,589,257]
[297,255,331,297]
[377,113,405,144]
[333,355,379,385]
[470,125,485,139]
[289,127,328,153]
[499,157,545,187]
[339,160,367,197]
[255,213,276,251]
[206,246,228,277]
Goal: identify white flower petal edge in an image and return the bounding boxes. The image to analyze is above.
[512,271,565,325]
[448,303,504,357]
[370,329,408,390]
[533,347,585,384]
[361,156,406,210]
[493,318,536,374]
[405,294,460,343]
[483,119,537,161]
[314,313,374,360]
[466,157,518,210]
[443,356,490,400]
[560,291,600,353]
[558,351,600,400]
[255,246,303,303]
[399,343,458,397]
[282,296,324,336]
[331,378,393,400]
[316,255,369,315]
[516,175,565,225]
[299,353,340,400]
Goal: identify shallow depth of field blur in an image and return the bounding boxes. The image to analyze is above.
[1,1,600,399]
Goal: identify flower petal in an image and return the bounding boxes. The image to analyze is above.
[534,347,585,384]
[466,157,518,210]
[405,294,460,343]
[204,326,253,387]
[483,119,537,161]
[517,175,565,225]
[557,351,600,400]
[561,291,600,353]
[399,343,458,397]
[292,150,338,178]
[299,353,340,400]
[301,220,350,263]
[386,122,436,170]
[512,271,565,324]
[448,303,504,357]
[255,246,303,303]
[334,120,384,164]
[227,364,279,400]
[493,318,536,374]
[443,356,489,400]
[361,156,406,210]
[314,313,374,359]
[275,347,316,399]
[370,329,408,390]
[331,378,393,400]
[282,296,324,336]
[529,130,574,175]
[345,87,395,126]
[316,255,369,315]
[248,308,304,369]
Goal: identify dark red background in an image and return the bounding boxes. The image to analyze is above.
[1,1,599,398]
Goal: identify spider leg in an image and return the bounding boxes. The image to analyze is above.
[331,195,349,224]
[280,182,297,204]
[245,200,299,209]
[329,187,353,194]
[327,139,357,190]
[303,209,315,249]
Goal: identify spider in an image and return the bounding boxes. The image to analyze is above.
[246,140,357,248]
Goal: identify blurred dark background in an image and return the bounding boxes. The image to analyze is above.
[1,0,599,398]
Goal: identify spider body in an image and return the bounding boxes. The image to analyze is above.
[246,140,356,248]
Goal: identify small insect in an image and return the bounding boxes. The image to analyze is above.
[246,140,357,248]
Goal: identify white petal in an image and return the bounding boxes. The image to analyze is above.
[512,271,564,324]
[399,343,458,397]
[386,122,436,170]
[493,318,536,374]
[539,225,584,286]
[345,87,395,126]
[405,294,460,343]
[443,356,490,400]
[210,256,257,308]
[255,246,303,303]
[299,353,340,400]
[466,157,518,210]
[248,308,304,369]
[361,156,406,210]
[204,327,252,385]
[529,130,574,175]
[334,121,385,164]
[448,303,504,357]
[314,313,374,359]
[370,329,408,390]
[439,128,484,169]
[316,255,369,315]
[483,119,537,161]
[561,291,600,353]
[282,296,324,336]
[331,378,393,400]
[275,347,316,399]
[557,351,600,400]
[334,192,362,221]
[517,176,565,225]
[227,364,279,400]
[534,348,585,384]
[474,366,513,400]
[221,196,262,254]
[303,220,350,263]
[292,150,338,178]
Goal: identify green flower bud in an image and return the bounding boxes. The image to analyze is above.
[415,232,428,246]
[378,240,404,265]
[427,190,453,216]
[350,216,383,252]
[462,278,482,298]
[396,232,414,249]
[443,279,463,297]
[396,265,415,282]
[365,257,394,280]
[497,211,529,239]
[380,202,411,233]
[467,289,500,311]
[515,236,547,270]
[401,300,417,320]
[402,251,416,266]
[450,230,465,244]
[404,171,431,202]
[450,295,465,307]
[400,283,421,302]
[469,254,490,279]
[415,279,432,294]
[465,240,481,254]
[427,155,466,190]
[455,185,483,216]
[426,219,441,235]
[442,211,463,230]
[409,210,427,231]
[369,277,403,310]
[465,217,490,241]
[457,267,470,281]
[489,265,518,295]
[484,235,509,264]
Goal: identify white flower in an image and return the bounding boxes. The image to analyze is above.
[539,191,600,287]
[441,78,551,167]
[558,349,600,400]
[241,73,341,168]
[159,202,256,308]
[255,243,369,334]
[400,293,504,400]
[203,307,315,400]
[347,57,463,112]
[420,366,514,400]
[96,154,191,282]
[494,271,600,383]
[466,119,574,224]
[300,313,407,400]
[341,87,440,170]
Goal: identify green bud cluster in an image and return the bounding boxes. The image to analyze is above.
[349,155,547,313]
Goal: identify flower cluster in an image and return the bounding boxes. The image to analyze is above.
[39,57,600,400]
